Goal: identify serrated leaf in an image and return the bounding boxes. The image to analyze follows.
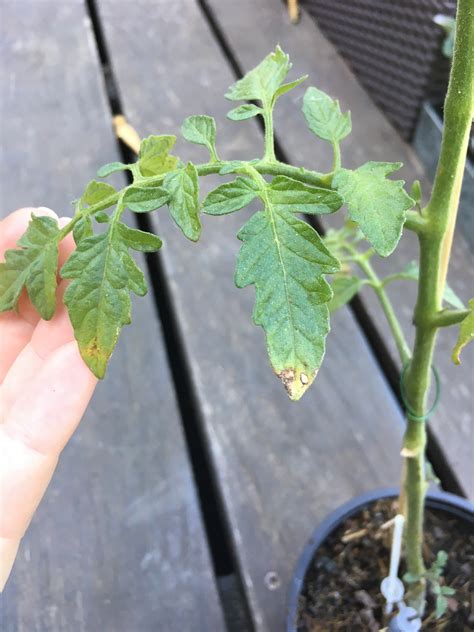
[0,215,60,320]
[225,45,291,105]
[123,253,147,297]
[94,211,109,224]
[452,299,474,364]
[235,203,340,400]
[202,177,258,216]
[164,163,201,241]
[391,261,464,309]
[97,161,130,178]
[227,104,263,121]
[117,223,163,252]
[435,550,448,568]
[123,186,170,213]
[73,215,93,244]
[138,135,178,177]
[81,181,116,207]
[333,162,414,256]
[436,595,448,619]
[61,220,155,378]
[181,115,218,160]
[441,586,456,596]
[273,75,308,102]
[403,572,421,584]
[302,87,351,143]
[267,176,343,214]
[329,275,362,312]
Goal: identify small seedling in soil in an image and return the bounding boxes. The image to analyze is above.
[0,0,472,624]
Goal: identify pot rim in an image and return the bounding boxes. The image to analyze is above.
[286,487,474,632]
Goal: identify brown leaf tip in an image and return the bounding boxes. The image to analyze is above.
[277,367,317,400]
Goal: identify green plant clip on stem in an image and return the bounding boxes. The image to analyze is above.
[400,364,441,422]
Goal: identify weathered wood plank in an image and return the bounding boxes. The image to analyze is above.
[98,1,407,629]
[0,4,225,631]
[206,0,474,499]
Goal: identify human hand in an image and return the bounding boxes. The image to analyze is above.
[0,208,97,591]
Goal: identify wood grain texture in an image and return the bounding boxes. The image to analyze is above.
[205,0,474,500]
[98,1,407,629]
[0,3,225,631]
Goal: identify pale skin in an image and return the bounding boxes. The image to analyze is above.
[0,208,97,591]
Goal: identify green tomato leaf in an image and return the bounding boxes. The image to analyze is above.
[441,586,456,596]
[123,186,170,213]
[181,115,218,161]
[267,176,343,214]
[202,177,258,216]
[138,135,178,177]
[403,572,421,584]
[61,219,158,378]
[435,550,448,568]
[225,45,291,105]
[0,215,60,320]
[80,181,117,207]
[227,104,263,121]
[117,223,163,252]
[436,595,448,619]
[97,161,130,178]
[390,261,464,309]
[452,299,474,364]
[273,75,308,102]
[94,211,110,224]
[164,162,201,241]
[329,275,362,312]
[235,203,340,400]
[73,215,93,244]
[333,162,414,256]
[302,87,351,143]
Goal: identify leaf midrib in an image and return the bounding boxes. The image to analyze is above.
[262,190,298,367]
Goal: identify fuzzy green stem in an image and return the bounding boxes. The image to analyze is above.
[347,246,411,364]
[262,108,277,162]
[331,141,341,171]
[58,159,333,243]
[402,0,473,612]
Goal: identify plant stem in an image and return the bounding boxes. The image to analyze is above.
[331,141,341,171]
[56,159,333,243]
[347,245,411,364]
[262,107,277,162]
[402,0,473,612]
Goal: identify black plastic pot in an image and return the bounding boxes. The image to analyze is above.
[287,487,474,632]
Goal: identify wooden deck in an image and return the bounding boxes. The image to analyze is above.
[1,1,472,630]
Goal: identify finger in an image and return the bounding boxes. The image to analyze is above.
[0,213,74,383]
[0,341,97,541]
[0,280,76,415]
[0,314,35,384]
[0,536,20,592]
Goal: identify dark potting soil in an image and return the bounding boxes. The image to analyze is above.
[297,499,473,631]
